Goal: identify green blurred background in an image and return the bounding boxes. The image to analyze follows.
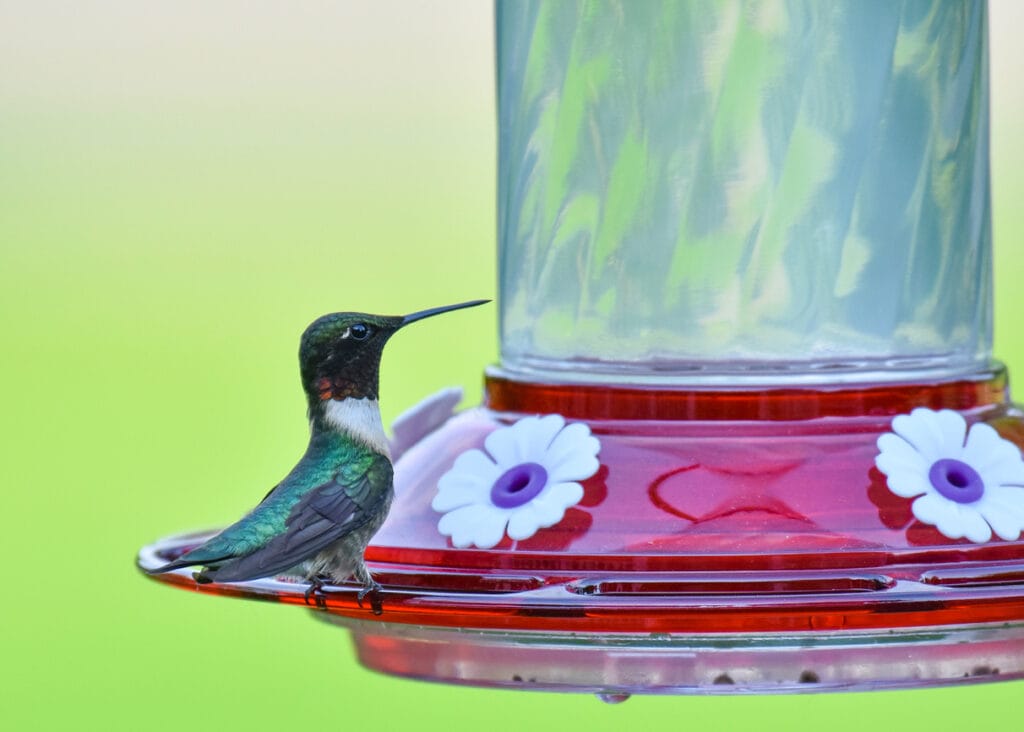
[2,1,1022,729]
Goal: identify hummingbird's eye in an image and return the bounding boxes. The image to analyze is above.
[349,323,370,340]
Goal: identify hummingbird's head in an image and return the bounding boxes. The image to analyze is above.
[298,300,489,405]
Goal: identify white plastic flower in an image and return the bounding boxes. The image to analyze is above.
[431,414,601,548]
[875,408,1024,543]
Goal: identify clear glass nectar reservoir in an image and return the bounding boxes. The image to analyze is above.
[497,1,991,383]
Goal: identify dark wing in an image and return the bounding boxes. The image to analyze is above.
[200,452,392,583]
[147,481,285,575]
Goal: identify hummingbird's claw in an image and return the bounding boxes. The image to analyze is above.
[303,577,331,610]
[356,581,384,616]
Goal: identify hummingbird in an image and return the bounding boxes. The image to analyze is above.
[149,299,489,614]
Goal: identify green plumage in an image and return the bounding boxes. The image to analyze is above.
[172,427,391,579]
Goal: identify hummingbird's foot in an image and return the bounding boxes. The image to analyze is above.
[356,581,384,616]
[303,576,332,610]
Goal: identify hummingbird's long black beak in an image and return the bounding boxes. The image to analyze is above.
[401,299,490,326]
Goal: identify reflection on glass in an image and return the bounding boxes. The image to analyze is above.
[497,1,991,384]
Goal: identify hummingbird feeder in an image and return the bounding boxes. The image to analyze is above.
[139,0,1024,696]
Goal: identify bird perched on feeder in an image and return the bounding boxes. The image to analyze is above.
[149,299,489,614]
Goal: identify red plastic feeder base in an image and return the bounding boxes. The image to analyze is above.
[139,364,1024,695]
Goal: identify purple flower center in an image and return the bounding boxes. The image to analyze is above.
[928,458,984,504]
[490,462,548,508]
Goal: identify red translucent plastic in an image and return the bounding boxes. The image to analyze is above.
[139,365,1024,692]
[376,367,1020,560]
[484,366,1010,421]
[142,367,1024,631]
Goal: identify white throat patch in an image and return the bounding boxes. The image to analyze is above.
[323,398,390,456]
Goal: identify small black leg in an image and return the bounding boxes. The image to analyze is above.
[303,576,332,610]
[356,581,384,616]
